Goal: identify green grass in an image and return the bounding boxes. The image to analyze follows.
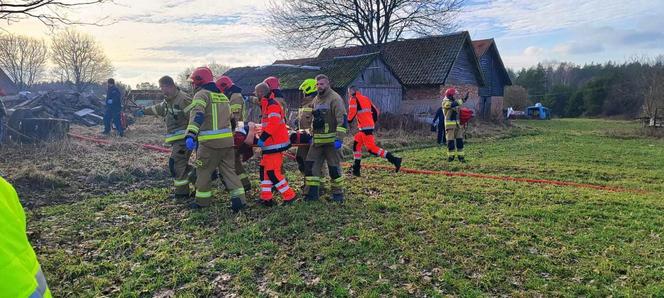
[28,119,664,296]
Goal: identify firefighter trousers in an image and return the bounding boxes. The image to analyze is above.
[194,144,246,207]
[170,142,193,195]
[260,152,295,202]
[445,125,465,157]
[353,131,388,160]
[305,144,344,195]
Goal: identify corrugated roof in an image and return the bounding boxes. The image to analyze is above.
[317,31,484,86]
[224,53,383,93]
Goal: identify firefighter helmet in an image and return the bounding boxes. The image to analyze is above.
[216,76,233,91]
[264,76,280,90]
[444,88,457,98]
[299,78,317,95]
[189,67,214,87]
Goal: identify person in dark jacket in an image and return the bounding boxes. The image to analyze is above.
[102,78,124,136]
[431,107,446,145]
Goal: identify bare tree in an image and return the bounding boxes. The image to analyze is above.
[267,0,465,54]
[504,85,531,110]
[0,33,48,90]
[0,0,114,27]
[642,63,664,127]
[51,29,113,92]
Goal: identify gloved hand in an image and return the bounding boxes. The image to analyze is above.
[185,136,197,151]
[106,99,113,105]
[134,109,145,117]
[334,139,343,150]
[257,139,265,148]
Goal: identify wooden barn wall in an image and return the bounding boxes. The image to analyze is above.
[348,59,403,113]
[447,44,481,86]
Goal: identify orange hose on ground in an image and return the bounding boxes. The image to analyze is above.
[67,133,644,194]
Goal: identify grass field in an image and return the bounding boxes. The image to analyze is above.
[27,119,664,296]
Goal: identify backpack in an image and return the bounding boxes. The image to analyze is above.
[459,108,474,125]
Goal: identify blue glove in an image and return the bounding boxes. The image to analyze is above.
[334,139,343,150]
[106,99,113,105]
[257,139,265,148]
[185,136,197,151]
[134,109,145,117]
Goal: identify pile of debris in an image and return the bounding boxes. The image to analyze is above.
[7,91,106,126]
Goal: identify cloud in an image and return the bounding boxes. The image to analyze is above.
[463,0,664,38]
[553,42,604,55]
[523,46,544,56]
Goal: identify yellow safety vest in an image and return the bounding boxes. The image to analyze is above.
[0,177,51,298]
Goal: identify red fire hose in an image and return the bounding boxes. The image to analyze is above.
[67,133,644,194]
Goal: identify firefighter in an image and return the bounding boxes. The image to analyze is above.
[216,76,252,192]
[184,66,246,211]
[442,88,467,162]
[263,76,288,118]
[1,176,52,298]
[295,79,316,177]
[135,76,194,201]
[304,74,348,202]
[347,86,402,176]
[255,82,296,206]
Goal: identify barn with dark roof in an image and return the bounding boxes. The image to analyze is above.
[472,39,512,119]
[279,31,488,116]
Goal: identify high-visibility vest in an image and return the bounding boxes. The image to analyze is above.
[260,95,291,154]
[348,91,379,131]
[0,177,51,298]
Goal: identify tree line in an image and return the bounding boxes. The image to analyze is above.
[505,57,664,119]
[0,30,114,93]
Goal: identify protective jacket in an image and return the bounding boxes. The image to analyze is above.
[298,93,316,130]
[224,85,245,122]
[186,83,234,148]
[259,94,291,154]
[144,90,192,143]
[0,177,51,298]
[311,89,347,145]
[348,91,379,132]
[442,96,464,127]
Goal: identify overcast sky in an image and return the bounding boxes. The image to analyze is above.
[4,0,664,85]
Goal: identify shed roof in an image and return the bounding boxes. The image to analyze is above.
[0,67,19,95]
[317,31,484,86]
[224,53,384,93]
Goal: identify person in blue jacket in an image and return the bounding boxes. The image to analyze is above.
[102,78,124,137]
[431,107,446,145]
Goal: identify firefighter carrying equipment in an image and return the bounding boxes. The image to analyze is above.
[187,83,246,210]
[442,92,468,162]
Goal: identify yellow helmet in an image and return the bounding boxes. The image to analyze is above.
[299,78,317,95]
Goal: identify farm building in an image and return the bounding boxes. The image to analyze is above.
[0,67,19,95]
[278,31,488,117]
[225,53,402,122]
[472,39,512,119]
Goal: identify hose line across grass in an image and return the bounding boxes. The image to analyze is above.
[67,133,646,194]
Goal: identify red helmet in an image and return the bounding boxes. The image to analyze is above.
[264,76,280,90]
[216,76,233,91]
[444,88,457,98]
[189,67,214,87]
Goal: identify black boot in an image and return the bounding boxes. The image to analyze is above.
[332,193,344,203]
[458,156,466,163]
[259,199,276,207]
[230,197,246,212]
[304,186,320,201]
[456,138,465,163]
[447,140,456,162]
[352,159,361,177]
[386,152,402,173]
[169,193,190,203]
